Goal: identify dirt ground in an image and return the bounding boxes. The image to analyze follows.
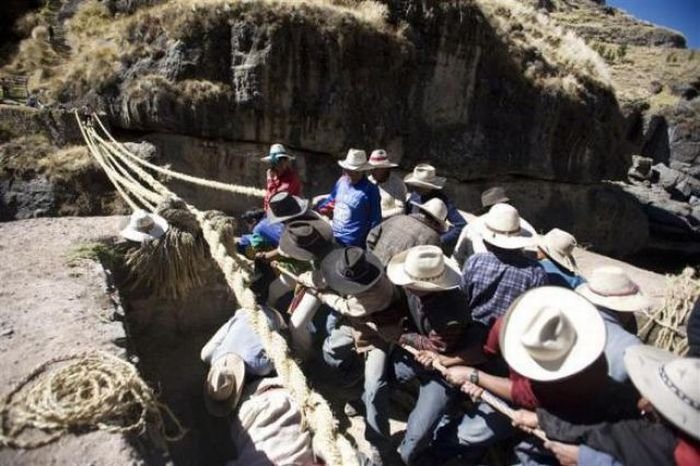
[0,216,146,465]
[0,216,672,465]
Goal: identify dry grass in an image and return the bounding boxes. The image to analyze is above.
[0,135,96,182]
[38,146,96,182]
[473,0,611,95]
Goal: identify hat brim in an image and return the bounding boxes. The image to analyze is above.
[624,345,700,441]
[338,160,372,171]
[537,237,578,273]
[203,354,246,417]
[386,249,461,291]
[500,286,607,382]
[120,213,169,242]
[261,154,295,162]
[320,248,384,295]
[576,283,650,313]
[267,198,312,225]
[411,201,448,233]
[473,215,535,250]
[404,174,446,190]
[369,161,399,168]
[278,220,335,261]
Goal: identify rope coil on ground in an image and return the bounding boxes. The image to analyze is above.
[78,113,359,466]
[0,351,186,449]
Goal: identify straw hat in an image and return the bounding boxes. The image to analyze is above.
[480,187,510,212]
[624,345,700,441]
[267,192,310,224]
[576,266,650,312]
[338,149,371,171]
[260,143,295,163]
[411,197,449,232]
[473,203,535,250]
[120,209,169,242]
[404,164,446,190]
[387,245,461,291]
[204,353,246,417]
[537,228,578,273]
[368,149,398,168]
[320,247,384,295]
[500,286,606,382]
[278,220,335,261]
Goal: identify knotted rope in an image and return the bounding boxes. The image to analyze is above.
[0,351,186,449]
[77,113,359,466]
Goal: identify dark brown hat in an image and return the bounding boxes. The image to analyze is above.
[267,192,310,224]
[321,247,383,295]
[278,220,335,261]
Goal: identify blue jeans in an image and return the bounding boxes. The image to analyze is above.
[363,347,391,449]
[392,350,456,465]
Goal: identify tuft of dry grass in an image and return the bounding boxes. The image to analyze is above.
[473,0,611,95]
[0,134,57,178]
[38,146,96,182]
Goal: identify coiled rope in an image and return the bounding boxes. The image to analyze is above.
[0,351,186,449]
[77,113,358,466]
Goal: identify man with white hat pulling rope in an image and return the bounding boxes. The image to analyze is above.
[521,345,700,466]
[577,266,649,383]
[433,287,628,465]
[461,203,547,326]
[535,228,585,290]
[260,143,302,211]
[315,149,382,248]
[367,149,407,219]
[404,164,466,256]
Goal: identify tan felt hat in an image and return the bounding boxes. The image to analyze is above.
[576,266,650,312]
[387,245,461,291]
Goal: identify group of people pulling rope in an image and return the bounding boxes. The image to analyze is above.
[6,113,695,466]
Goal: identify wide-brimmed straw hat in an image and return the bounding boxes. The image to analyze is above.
[204,353,246,417]
[120,209,169,242]
[278,220,335,261]
[387,245,461,291]
[538,228,578,273]
[260,143,295,163]
[411,198,449,232]
[338,149,371,171]
[267,192,310,224]
[481,187,510,211]
[500,286,606,382]
[404,164,446,190]
[473,203,535,250]
[576,266,650,312]
[321,247,383,295]
[624,345,700,441]
[368,149,398,168]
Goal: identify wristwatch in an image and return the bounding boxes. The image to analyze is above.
[469,368,479,385]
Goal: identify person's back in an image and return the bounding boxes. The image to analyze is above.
[462,248,548,325]
[540,258,585,289]
[366,213,441,266]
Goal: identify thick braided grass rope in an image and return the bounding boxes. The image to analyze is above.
[0,351,186,449]
[77,114,359,466]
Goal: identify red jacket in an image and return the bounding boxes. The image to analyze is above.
[263,168,302,210]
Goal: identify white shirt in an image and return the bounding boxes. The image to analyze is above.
[369,172,408,219]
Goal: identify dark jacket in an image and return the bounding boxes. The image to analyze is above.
[366,213,441,266]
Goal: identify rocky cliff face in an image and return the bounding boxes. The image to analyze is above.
[3,0,697,259]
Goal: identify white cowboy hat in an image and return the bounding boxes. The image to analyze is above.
[203,353,246,417]
[473,203,535,250]
[403,164,446,190]
[576,266,650,312]
[387,245,461,291]
[537,228,578,273]
[368,149,398,168]
[411,197,449,232]
[120,209,169,242]
[624,345,700,441]
[338,149,371,171]
[500,286,606,382]
[260,143,295,163]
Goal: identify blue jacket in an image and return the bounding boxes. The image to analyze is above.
[319,175,381,247]
[406,190,466,255]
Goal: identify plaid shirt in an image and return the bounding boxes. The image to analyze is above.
[461,250,548,325]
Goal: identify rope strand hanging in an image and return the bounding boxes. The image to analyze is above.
[76,112,359,466]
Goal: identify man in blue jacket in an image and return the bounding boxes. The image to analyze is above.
[317,149,382,247]
[404,164,466,256]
